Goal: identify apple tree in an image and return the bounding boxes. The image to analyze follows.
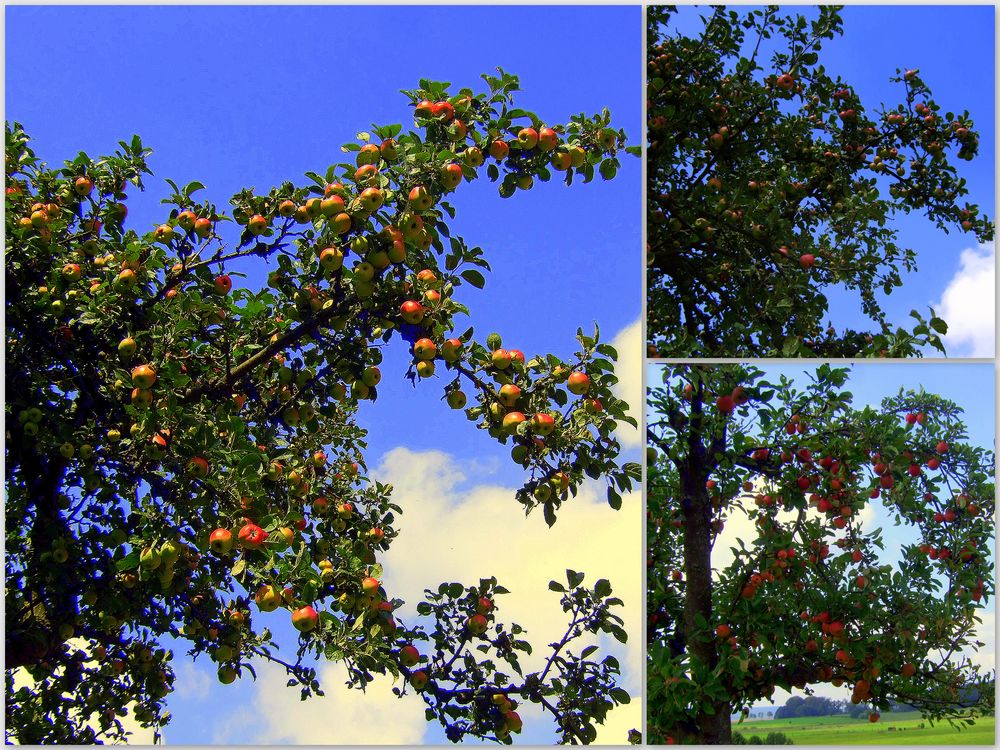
[4,70,641,744]
[646,364,995,743]
[646,5,995,357]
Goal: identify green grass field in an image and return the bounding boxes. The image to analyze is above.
[735,711,995,745]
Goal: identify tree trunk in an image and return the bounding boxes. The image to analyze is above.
[682,423,732,743]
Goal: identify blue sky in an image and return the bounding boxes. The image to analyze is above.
[663,5,996,356]
[6,5,641,744]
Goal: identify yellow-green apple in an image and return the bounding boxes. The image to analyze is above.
[194,217,212,237]
[319,247,344,271]
[498,384,521,407]
[517,128,539,149]
[447,390,467,409]
[247,214,268,235]
[255,585,282,612]
[467,613,489,635]
[441,338,463,362]
[177,210,197,231]
[413,338,437,360]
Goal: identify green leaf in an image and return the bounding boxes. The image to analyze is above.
[548,580,566,592]
[460,269,486,289]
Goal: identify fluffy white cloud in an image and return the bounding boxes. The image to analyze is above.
[610,317,642,449]
[244,661,427,745]
[934,242,995,357]
[378,446,643,742]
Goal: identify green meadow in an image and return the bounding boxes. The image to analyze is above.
[735,711,995,745]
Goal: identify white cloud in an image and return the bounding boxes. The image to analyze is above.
[379,447,642,742]
[249,661,427,745]
[934,242,995,357]
[610,318,642,449]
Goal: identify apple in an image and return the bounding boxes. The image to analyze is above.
[537,127,558,151]
[551,151,572,170]
[447,390,467,409]
[415,100,434,118]
[131,388,153,408]
[530,412,555,436]
[467,613,489,635]
[304,198,322,218]
[410,670,429,690]
[131,364,157,389]
[901,662,916,678]
[380,139,398,161]
[716,395,734,414]
[291,605,319,632]
[194,217,212,237]
[247,214,268,235]
[498,384,521,407]
[319,247,344,271]
[320,195,345,217]
[278,200,296,217]
[62,263,82,282]
[408,185,433,211]
[413,338,437,361]
[154,224,174,243]
[716,624,731,638]
[476,597,494,614]
[213,275,232,295]
[187,456,210,478]
[936,441,949,454]
[491,349,512,370]
[400,300,425,325]
[177,210,197,231]
[255,585,282,612]
[238,522,268,549]
[464,147,484,167]
[441,338,464,362]
[359,187,384,212]
[361,366,381,387]
[905,412,917,425]
[440,163,463,190]
[800,253,815,269]
[502,412,526,433]
[517,128,539,149]
[598,128,617,149]
[74,176,94,196]
[218,666,238,684]
[567,371,591,395]
[490,140,509,160]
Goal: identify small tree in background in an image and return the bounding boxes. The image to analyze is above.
[647,364,994,743]
[647,5,994,357]
[4,70,641,744]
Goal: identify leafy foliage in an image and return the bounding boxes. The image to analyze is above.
[4,70,638,743]
[647,364,995,743]
[647,6,994,357]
